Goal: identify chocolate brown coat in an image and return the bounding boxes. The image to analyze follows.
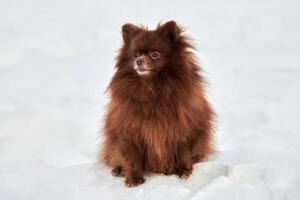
[99,21,215,187]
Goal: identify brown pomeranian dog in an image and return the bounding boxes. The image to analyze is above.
[100,21,215,187]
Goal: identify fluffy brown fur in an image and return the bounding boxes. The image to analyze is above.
[100,21,215,187]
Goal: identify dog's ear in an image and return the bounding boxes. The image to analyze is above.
[122,23,140,44]
[157,21,180,43]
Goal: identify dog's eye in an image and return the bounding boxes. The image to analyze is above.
[132,52,139,58]
[150,52,160,59]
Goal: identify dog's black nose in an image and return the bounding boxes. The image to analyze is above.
[136,58,144,66]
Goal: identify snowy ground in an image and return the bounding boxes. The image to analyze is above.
[1,0,300,199]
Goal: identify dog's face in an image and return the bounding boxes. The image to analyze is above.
[121,21,180,77]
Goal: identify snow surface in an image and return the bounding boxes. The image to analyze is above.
[1,0,300,199]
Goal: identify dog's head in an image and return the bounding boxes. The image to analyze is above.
[120,21,182,77]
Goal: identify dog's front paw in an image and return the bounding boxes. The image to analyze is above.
[176,168,192,179]
[125,177,145,187]
[111,166,125,177]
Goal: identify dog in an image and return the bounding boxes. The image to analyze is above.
[100,21,215,187]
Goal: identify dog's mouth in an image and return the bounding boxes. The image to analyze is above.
[134,65,152,76]
[136,69,151,76]
[137,68,150,72]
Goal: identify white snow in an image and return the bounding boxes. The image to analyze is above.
[1,0,300,199]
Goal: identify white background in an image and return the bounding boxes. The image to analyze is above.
[0,0,299,199]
